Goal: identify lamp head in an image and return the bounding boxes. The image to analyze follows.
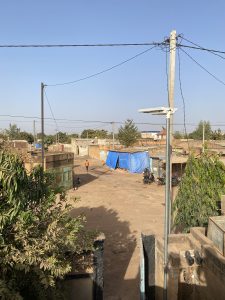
[138,107,177,115]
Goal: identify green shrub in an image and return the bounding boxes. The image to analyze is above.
[173,153,225,232]
[0,151,96,299]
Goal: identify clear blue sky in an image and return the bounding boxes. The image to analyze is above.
[1,0,225,134]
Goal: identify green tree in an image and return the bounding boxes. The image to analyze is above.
[118,119,141,147]
[211,128,224,140]
[45,134,55,146]
[96,129,108,139]
[174,131,183,139]
[0,151,96,299]
[69,133,79,139]
[81,129,108,139]
[173,153,225,232]
[5,124,20,139]
[57,132,69,143]
[5,124,34,143]
[20,131,34,144]
[189,121,212,140]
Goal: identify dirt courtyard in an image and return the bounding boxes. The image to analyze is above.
[69,157,165,300]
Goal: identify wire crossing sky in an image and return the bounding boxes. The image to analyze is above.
[1,0,225,134]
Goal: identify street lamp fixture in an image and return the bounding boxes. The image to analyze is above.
[138,106,177,116]
[139,106,177,300]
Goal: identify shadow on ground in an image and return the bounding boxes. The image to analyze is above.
[73,173,98,187]
[70,205,138,299]
[73,167,112,187]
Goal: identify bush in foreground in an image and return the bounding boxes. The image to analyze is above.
[173,153,225,233]
[0,151,96,299]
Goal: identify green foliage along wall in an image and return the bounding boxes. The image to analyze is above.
[0,151,96,299]
[173,153,225,232]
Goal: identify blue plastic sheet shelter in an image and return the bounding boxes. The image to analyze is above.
[106,151,119,169]
[106,151,150,173]
[117,152,129,170]
[129,152,150,173]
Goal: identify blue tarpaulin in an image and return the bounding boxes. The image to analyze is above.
[34,143,42,149]
[117,152,129,170]
[106,151,119,169]
[129,152,150,173]
[106,151,150,173]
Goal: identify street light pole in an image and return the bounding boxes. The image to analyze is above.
[138,107,177,300]
[163,110,172,300]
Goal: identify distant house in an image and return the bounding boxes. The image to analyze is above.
[150,154,187,178]
[69,138,120,156]
[157,127,166,140]
[141,130,160,140]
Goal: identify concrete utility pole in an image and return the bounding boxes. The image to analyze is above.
[168,30,176,236]
[168,30,176,142]
[41,82,45,169]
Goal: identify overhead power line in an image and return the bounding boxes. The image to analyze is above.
[1,38,225,56]
[0,42,163,48]
[1,114,225,127]
[44,90,59,132]
[177,47,190,150]
[46,46,157,86]
[179,36,225,60]
[180,47,225,87]
[177,43,225,56]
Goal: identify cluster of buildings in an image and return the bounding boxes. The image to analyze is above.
[4,134,225,192]
[3,135,225,299]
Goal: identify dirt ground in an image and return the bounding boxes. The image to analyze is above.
[69,157,165,300]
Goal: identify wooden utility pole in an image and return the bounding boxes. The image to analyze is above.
[168,30,176,142]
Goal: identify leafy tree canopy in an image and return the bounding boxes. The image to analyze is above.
[36,132,79,145]
[189,121,212,140]
[118,119,141,147]
[19,131,34,144]
[3,125,80,146]
[211,128,225,140]
[173,153,225,232]
[5,124,21,140]
[0,150,96,299]
[174,131,184,139]
[80,129,108,139]
[5,124,34,144]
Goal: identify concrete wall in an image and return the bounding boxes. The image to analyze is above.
[24,152,74,190]
[89,145,109,162]
[142,227,225,300]
[65,235,105,300]
[89,145,100,160]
